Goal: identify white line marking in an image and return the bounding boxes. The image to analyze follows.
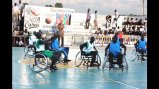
[108,78,139,89]
[88,70,140,89]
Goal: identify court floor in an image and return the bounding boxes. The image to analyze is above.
[12,46,147,89]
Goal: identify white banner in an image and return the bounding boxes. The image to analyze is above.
[24,5,74,32]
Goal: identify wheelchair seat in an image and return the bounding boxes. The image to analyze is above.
[81,52,92,60]
[102,51,128,71]
[112,58,118,63]
[131,48,147,62]
[75,51,101,68]
[112,52,120,63]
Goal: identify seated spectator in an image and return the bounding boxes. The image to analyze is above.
[118,31,123,44]
[18,37,24,47]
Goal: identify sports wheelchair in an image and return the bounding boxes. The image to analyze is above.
[131,48,147,62]
[24,42,66,64]
[75,51,101,69]
[26,49,64,73]
[24,46,65,73]
[102,51,128,71]
[24,44,36,57]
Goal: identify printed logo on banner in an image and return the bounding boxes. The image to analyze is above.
[26,7,40,16]
[56,13,70,25]
[24,5,74,32]
[25,16,40,29]
[63,14,70,25]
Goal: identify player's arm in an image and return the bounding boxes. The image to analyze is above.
[80,42,87,51]
[94,45,97,51]
[134,40,139,47]
[105,44,110,56]
[120,43,127,55]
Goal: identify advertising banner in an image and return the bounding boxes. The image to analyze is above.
[24,5,74,32]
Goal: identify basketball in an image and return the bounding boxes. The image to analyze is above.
[45,18,52,24]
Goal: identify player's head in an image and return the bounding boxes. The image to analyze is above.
[141,34,145,41]
[90,36,95,43]
[36,32,42,39]
[112,36,117,43]
[33,31,36,35]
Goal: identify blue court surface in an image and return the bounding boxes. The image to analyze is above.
[12,46,147,89]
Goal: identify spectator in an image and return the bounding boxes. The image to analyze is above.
[57,20,65,47]
[122,26,126,34]
[144,18,147,28]
[134,18,138,27]
[94,10,98,30]
[18,37,24,47]
[112,18,117,32]
[18,0,23,21]
[12,3,20,24]
[118,31,123,44]
[86,8,91,29]
[105,15,111,28]
[12,27,19,36]
[114,9,120,21]
[23,29,29,45]
[122,17,127,27]
[138,19,143,26]
[19,3,27,31]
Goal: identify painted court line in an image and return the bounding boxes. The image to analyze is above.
[107,78,139,89]
[88,70,140,89]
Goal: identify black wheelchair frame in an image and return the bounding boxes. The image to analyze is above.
[131,48,147,62]
[102,51,128,71]
[24,44,66,73]
[75,51,101,69]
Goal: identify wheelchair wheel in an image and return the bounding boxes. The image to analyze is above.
[29,53,48,73]
[131,49,138,61]
[75,51,83,67]
[141,51,147,62]
[96,54,101,68]
[122,55,128,71]
[56,52,65,64]
[24,45,36,57]
[102,56,110,69]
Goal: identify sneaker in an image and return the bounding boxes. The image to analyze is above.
[64,59,71,63]
[119,65,123,68]
[53,66,58,70]
[90,63,98,67]
[60,45,64,47]
[109,64,114,68]
[50,65,58,70]
[141,58,145,61]
[50,66,53,70]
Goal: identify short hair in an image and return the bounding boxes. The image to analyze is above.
[36,32,42,39]
[90,36,95,41]
[112,36,117,42]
